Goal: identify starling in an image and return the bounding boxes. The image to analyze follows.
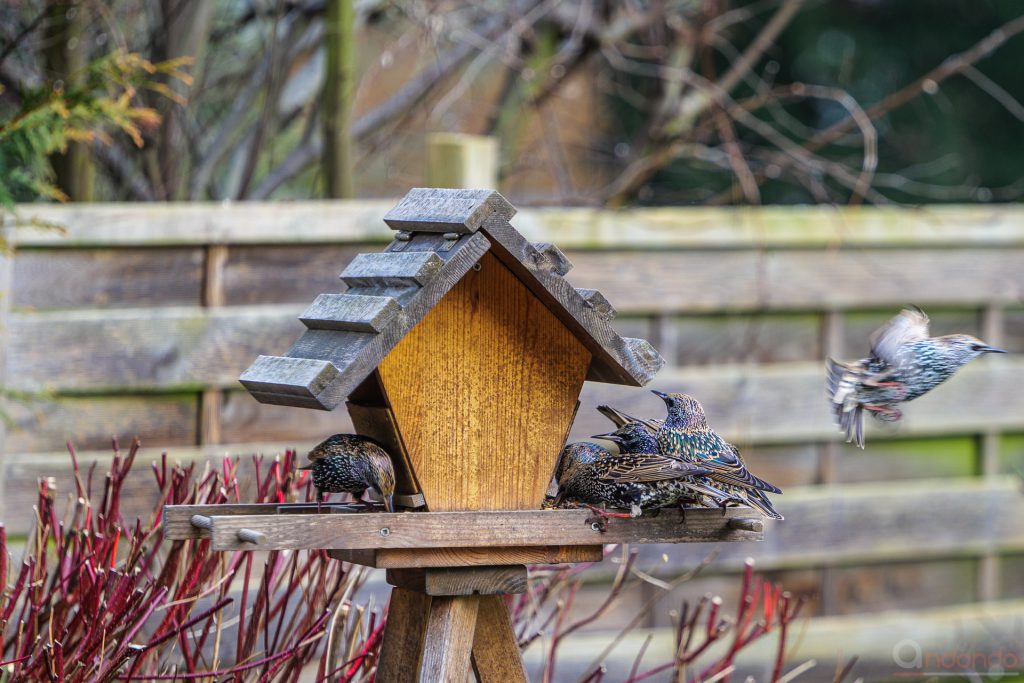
[827,306,1006,448]
[591,420,732,509]
[553,438,710,517]
[299,434,396,511]
[651,391,783,520]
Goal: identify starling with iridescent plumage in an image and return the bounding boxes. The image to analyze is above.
[300,434,397,511]
[592,422,732,509]
[553,436,710,517]
[651,391,784,520]
[827,306,1006,449]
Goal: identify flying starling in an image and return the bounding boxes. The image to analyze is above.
[651,391,783,520]
[827,306,1006,448]
[299,434,396,511]
[553,438,710,517]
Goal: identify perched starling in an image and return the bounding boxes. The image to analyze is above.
[299,434,396,511]
[592,421,731,509]
[827,306,1006,448]
[553,438,710,517]
[651,391,783,520]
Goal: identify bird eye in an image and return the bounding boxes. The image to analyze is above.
[971,344,983,351]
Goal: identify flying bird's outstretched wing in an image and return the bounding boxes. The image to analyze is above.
[869,306,930,369]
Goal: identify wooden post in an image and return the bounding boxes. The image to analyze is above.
[199,244,228,445]
[978,303,1004,602]
[0,225,12,516]
[818,309,844,615]
[43,0,94,201]
[376,566,529,683]
[425,133,499,189]
[323,0,355,198]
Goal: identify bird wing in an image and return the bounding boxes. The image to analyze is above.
[595,453,708,484]
[869,306,930,368]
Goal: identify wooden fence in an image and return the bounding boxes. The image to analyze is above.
[4,202,1024,680]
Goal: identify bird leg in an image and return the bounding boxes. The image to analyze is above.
[864,404,903,421]
[582,504,632,531]
[866,380,907,399]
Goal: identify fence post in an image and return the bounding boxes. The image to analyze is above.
[426,133,499,189]
[0,223,13,516]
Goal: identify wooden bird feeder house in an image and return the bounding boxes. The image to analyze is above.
[164,188,764,681]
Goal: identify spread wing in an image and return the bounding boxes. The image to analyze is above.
[869,306,930,368]
[595,453,708,484]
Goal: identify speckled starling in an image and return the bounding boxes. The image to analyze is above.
[299,434,397,511]
[827,306,1006,449]
[651,391,783,520]
[592,420,731,509]
[553,438,710,517]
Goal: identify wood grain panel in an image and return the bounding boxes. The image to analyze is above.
[571,358,1024,445]
[563,248,1024,313]
[5,358,1021,453]
[376,588,431,683]
[419,595,479,682]
[219,389,351,444]
[0,231,11,512]
[8,305,304,392]
[328,545,603,568]
[472,595,529,683]
[386,566,528,595]
[5,394,198,453]
[12,248,204,310]
[614,476,1024,577]
[195,506,762,550]
[223,244,371,305]
[13,203,1024,248]
[10,201,396,246]
[378,251,591,511]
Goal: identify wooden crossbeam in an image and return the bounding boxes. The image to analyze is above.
[163,505,764,551]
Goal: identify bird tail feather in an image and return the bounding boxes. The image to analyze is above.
[745,490,783,520]
[827,357,867,449]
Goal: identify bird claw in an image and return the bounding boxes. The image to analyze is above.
[864,404,903,422]
[582,504,631,531]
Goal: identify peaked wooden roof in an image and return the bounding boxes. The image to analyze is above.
[240,188,664,410]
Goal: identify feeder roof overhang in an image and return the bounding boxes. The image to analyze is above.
[240,188,664,410]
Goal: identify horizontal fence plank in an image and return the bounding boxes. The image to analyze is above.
[222,244,369,305]
[1,441,309,535]
[563,248,1024,313]
[5,393,198,453]
[12,203,1024,249]
[21,244,1022,316]
[573,357,1024,445]
[12,248,205,310]
[8,305,304,393]
[8,304,1023,442]
[597,476,1024,576]
[9,201,397,246]
[523,599,1024,683]
[174,507,762,551]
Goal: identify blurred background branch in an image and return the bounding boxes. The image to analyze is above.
[1,0,1022,206]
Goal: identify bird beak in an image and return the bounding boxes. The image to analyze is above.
[297,465,313,471]
[590,432,623,443]
[981,345,1008,354]
[384,494,394,513]
[651,390,668,399]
